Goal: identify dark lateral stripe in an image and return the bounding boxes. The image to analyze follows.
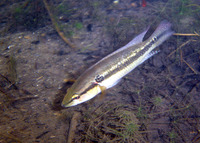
[67,83,97,104]
[100,28,171,80]
[68,83,97,104]
[80,83,97,95]
[101,40,156,80]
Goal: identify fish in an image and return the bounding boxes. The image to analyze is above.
[61,20,174,107]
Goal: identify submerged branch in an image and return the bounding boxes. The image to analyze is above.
[173,32,200,37]
[43,0,76,49]
[167,39,197,57]
[67,111,81,143]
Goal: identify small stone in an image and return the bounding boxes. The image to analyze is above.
[87,24,93,32]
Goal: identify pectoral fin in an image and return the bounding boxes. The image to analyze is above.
[98,85,107,100]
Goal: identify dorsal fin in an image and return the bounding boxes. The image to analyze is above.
[125,26,150,47]
[111,26,150,55]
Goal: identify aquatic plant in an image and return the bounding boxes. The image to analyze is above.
[177,0,200,15]
[178,0,191,15]
[74,102,146,142]
[55,2,76,16]
[168,131,176,143]
[152,96,162,106]
[74,22,83,30]
[11,0,48,31]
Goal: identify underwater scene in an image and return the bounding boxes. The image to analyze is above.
[0,0,200,142]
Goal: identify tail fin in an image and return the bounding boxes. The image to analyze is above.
[149,20,174,47]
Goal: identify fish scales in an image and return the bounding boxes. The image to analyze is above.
[99,39,156,87]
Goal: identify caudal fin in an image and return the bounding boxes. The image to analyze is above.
[149,20,174,47]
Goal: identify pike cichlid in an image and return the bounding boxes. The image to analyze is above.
[62,20,174,107]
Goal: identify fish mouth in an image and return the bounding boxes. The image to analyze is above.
[61,99,71,108]
[61,101,74,108]
[61,97,80,107]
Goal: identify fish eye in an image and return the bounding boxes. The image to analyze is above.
[153,37,157,41]
[72,94,80,100]
[95,74,104,82]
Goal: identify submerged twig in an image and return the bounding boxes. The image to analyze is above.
[182,59,197,74]
[67,111,81,143]
[167,38,198,74]
[7,55,18,87]
[43,0,76,49]
[167,39,197,57]
[173,32,200,37]
[11,95,39,102]
[149,105,190,116]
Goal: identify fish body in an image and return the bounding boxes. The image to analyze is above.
[62,20,174,107]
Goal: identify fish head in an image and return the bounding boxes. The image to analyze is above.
[61,80,101,107]
[61,87,80,107]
